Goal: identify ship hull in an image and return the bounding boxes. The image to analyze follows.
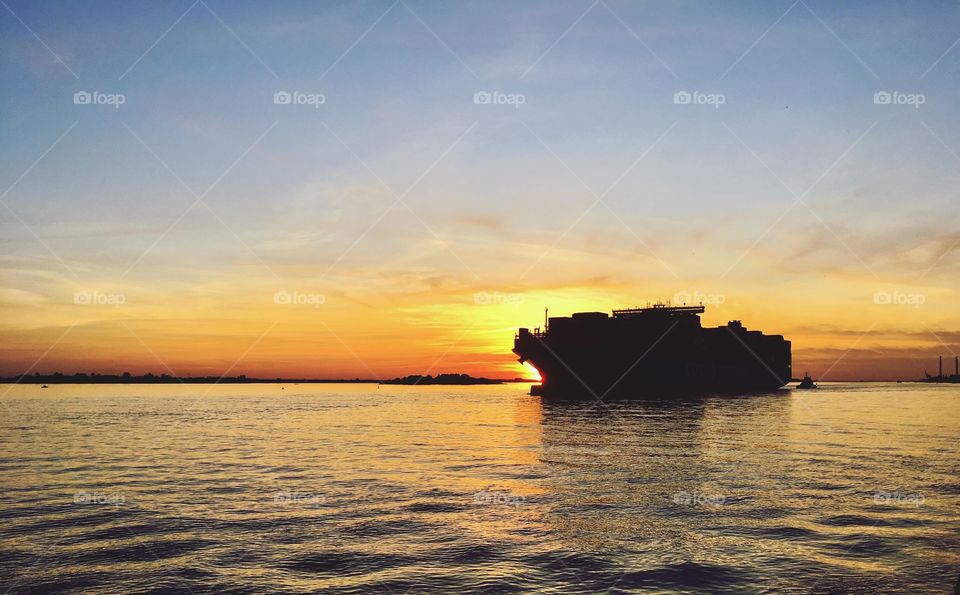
[519,356,789,398]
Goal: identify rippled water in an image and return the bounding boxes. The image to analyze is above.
[0,382,958,593]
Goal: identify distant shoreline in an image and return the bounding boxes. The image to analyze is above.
[0,373,534,385]
[382,373,518,385]
[2,376,377,385]
[0,378,944,385]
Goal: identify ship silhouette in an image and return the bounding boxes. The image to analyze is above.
[514,303,791,398]
[796,373,817,389]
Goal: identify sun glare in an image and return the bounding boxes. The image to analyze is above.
[522,361,542,382]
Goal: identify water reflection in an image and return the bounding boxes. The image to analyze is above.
[0,383,957,593]
[535,394,790,552]
[528,388,958,591]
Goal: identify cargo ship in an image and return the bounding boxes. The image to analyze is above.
[514,304,791,398]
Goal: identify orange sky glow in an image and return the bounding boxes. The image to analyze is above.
[2,2,958,382]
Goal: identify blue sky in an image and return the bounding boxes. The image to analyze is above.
[1,0,959,379]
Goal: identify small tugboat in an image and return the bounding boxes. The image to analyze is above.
[40,384,49,389]
[796,373,817,389]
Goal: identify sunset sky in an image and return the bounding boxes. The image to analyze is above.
[2,1,959,380]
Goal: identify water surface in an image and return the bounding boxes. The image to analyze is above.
[0,382,957,593]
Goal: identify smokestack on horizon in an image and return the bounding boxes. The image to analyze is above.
[939,355,943,378]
